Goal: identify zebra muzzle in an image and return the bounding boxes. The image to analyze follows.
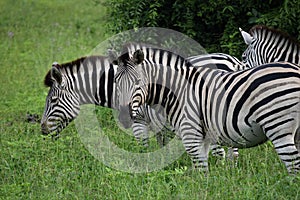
[41,122,50,135]
[128,102,137,120]
[118,105,133,129]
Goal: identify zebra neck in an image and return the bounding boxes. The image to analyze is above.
[273,45,300,64]
[63,56,117,108]
[145,66,190,128]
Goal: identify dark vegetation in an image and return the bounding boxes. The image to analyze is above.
[103,0,300,57]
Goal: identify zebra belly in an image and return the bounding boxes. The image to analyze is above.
[210,121,268,148]
[232,125,268,148]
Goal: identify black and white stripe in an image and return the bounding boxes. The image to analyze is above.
[40,55,233,158]
[40,54,219,155]
[240,25,300,67]
[114,43,251,159]
[41,56,116,136]
[114,46,300,174]
[41,55,176,148]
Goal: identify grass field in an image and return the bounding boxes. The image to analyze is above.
[0,1,299,199]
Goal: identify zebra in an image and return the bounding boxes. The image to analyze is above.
[41,56,116,137]
[239,25,300,67]
[40,54,231,158]
[118,42,250,159]
[110,42,253,159]
[112,46,300,174]
[40,55,172,146]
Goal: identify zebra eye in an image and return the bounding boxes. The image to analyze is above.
[135,78,141,85]
[61,80,67,87]
[242,53,246,60]
[50,96,59,104]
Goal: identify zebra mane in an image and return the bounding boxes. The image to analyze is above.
[249,25,300,48]
[120,42,165,55]
[44,70,54,87]
[119,42,192,64]
[44,55,108,87]
[120,42,190,59]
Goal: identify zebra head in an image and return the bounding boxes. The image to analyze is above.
[239,25,300,68]
[239,27,260,67]
[41,62,80,137]
[112,49,147,122]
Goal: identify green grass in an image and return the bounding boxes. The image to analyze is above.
[0,1,299,199]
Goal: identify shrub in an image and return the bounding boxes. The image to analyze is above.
[102,0,300,58]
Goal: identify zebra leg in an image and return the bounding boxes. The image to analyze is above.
[266,126,300,174]
[155,131,164,147]
[132,121,150,147]
[149,117,168,147]
[209,145,240,160]
[226,147,239,167]
[154,125,176,147]
[180,122,210,172]
[210,144,225,159]
[210,146,239,166]
[155,128,168,148]
[272,139,300,174]
[227,148,239,159]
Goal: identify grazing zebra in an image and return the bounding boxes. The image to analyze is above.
[41,56,116,137]
[40,55,171,147]
[113,46,300,174]
[40,54,232,159]
[240,25,300,67]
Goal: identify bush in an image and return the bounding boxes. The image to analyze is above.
[102,0,300,58]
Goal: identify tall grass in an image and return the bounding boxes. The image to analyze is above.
[0,1,299,199]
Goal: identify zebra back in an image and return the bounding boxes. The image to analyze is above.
[188,53,249,71]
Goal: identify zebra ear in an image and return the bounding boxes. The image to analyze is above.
[239,27,253,45]
[50,66,62,85]
[108,49,119,65]
[133,49,144,64]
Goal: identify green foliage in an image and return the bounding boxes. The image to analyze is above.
[248,0,300,37]
[104,0,300,58]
